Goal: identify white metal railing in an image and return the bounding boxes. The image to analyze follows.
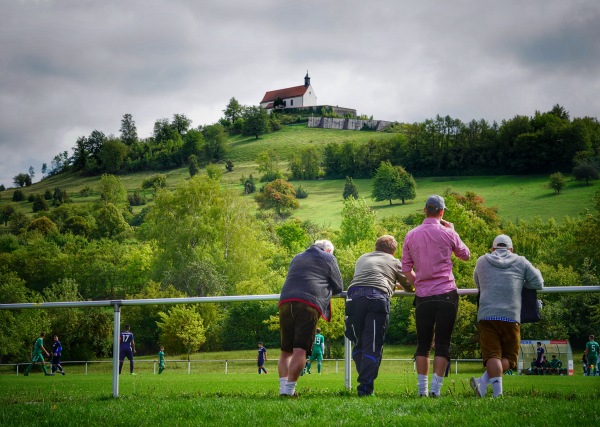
[0,358,484,376]
[1,286,599,397]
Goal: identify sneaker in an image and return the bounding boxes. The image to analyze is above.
[470,377,482,398]
[130,372,137,376]
[429,392,439,398]
[24,372,29,377]
[279,392,299,398]
[418,393,427,397]
[61,372,65,376]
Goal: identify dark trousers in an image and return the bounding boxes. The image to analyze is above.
[414,290,458,360]
[345,293,390,396]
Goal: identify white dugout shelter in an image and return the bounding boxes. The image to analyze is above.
[518,339,574,375]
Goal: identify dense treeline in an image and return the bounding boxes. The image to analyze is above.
[323,105,600,178]
[1,169,599,363]
[27,104,598,185]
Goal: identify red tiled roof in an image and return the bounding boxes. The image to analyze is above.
[264,102,274,109]
[261,85,308,103]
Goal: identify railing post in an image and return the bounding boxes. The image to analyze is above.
[112,302,121,398]
[344,337,352,390]
[188,361,191,375]
[225,360,228,374]
[85,362,88,375]
[16,364,19,376]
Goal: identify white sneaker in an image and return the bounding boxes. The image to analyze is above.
[470,377,482,397]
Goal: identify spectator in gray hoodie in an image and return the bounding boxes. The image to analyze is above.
[470,234,544,398]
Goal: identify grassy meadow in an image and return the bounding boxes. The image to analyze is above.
[1,367,596,426]
[1,124,598,229]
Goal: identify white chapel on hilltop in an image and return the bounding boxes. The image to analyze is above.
[260,72,317,112]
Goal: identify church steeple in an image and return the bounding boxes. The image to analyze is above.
[304,71,310,87]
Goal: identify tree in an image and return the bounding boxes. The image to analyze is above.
[339,196,376,246]
[188,154,201,177]
[120,113,138,146]
[32,194,49,213]
[99,174,127,206]
[203,123,228,162]
[95,203,131,238]
[0,184,5,191]
[256,149,283,182]
[572,159,600,185]
[255,179,299,215]
[157,305,206,360]
[98,138,129,173]
[371,161,416,205]
[242,106,270,139]
[223,97,242,124]
[288,146,321,180]
[243,174,256,194]
[28,166,35,180]
[172,114,192,136]
[548,172,566,194]
[12,189,25,202]
[26,216,58,235]
[343,176,359,199]
[226,160,234,172]
[13,173,31,187]
[41,163,47,176]
[0,204,16,226]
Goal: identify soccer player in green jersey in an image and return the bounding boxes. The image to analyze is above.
[158,346,165,374]
[585,334,599,376]
[24,332,51,376]
[306,328,325,374]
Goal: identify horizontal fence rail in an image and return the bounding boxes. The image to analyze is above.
[0,358,485,376]
[1,286,599,397]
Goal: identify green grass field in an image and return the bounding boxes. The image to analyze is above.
[1,367,596,426]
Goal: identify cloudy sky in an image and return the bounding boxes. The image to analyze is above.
[1,0,599,187]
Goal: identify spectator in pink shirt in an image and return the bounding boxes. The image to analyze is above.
[401,194,470,397]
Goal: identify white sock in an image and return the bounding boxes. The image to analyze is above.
[431,373,443,396]
[283,381,296,395]
[418,374,428,395]
[490,376,502,397]
[279,377,287,395]
[480,371,490,396]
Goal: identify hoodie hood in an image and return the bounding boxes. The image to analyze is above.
[484,249,519,269]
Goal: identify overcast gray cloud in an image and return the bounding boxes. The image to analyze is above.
[1,0,599,187]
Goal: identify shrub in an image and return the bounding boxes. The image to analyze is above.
[79,185,92,197]
[127,190,147,206]
[12,189,25,202]
[44,189,53,200]
[296,185,308,199]
[142,174,167,190]
[27,194,35,203]
[26,216,58,235]
[32,194,49,212]
[226,160,234,172]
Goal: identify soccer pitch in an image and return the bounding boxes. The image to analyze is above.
[0,370,596,426]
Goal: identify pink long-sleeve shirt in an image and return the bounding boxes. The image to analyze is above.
[401,218,471,297]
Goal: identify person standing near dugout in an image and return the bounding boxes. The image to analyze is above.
[585,335,599,376]
[401,195,471,397]
[277,240,343,397]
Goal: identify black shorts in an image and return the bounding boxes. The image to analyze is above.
[119,348,134,361]
[279,302,320,353]
[52,356,61,365]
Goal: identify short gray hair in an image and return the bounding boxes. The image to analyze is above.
[314,239,334,254]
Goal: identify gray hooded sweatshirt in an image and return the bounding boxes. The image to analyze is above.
[473,249,544,323]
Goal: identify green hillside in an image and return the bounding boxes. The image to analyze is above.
[1,124,597,229]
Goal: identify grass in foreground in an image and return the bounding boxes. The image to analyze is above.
[0,370,596,426]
